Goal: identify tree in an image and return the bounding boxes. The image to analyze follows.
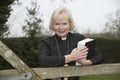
[0,0,15,38]
[22,0,43,67]
[22,0,43,37]
[104,9,120,36]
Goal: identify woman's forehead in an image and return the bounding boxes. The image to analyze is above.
[54,13,69,21]
[55,18,68,23]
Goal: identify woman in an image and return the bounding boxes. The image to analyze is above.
[39,7,103,80]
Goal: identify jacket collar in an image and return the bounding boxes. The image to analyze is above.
[54,32,71,41]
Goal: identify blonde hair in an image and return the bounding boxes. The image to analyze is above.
[49,7,75,31]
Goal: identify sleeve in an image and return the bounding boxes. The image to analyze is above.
[89,48,103,64]
[38,40,65,67]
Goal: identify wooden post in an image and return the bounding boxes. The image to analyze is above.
[0,41,41,80]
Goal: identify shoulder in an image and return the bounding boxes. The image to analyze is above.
[41,35,55,43]
[70,32,85,40]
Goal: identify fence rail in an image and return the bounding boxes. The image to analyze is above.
[0,63,120,79]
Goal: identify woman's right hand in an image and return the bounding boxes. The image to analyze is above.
[65,46,88,63]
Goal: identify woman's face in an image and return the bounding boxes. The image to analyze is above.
[53,13,70,37]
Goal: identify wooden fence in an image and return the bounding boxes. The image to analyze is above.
[0,63,120,80]
[0,40,120,80]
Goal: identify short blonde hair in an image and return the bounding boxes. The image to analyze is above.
[49,7,75,31]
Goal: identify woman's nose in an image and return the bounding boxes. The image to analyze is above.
[59,24,64,29]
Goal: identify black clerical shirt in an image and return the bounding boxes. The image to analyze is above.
[39,32,102,66]
[38,32,103,80]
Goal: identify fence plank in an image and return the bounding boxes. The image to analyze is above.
[0,63,120,79]
[0,41,41,80]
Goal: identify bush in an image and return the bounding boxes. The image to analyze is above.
[0,37,43,70]
[96,38,120,63]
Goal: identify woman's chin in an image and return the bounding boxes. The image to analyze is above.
[57,34,66,37]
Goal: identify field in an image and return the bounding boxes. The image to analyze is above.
[81,73,120,80]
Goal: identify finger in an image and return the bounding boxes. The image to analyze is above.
[77,46,86,50]
[78,55,87,59]
[77,51,88,57]
[81,52,88,56]
[79,49,88,54]
[73,48,77,51]
[79,46,88,51]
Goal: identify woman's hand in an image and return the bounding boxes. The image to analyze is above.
[77,59,92,65]
[65,46,88,63]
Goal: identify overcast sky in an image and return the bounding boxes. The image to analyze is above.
[7,0,120,37]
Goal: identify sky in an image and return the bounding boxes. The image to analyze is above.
[7,0,120,37]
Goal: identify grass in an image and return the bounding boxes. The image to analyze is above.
[80,73,120,80]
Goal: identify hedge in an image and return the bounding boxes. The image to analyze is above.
[0,37,120,70]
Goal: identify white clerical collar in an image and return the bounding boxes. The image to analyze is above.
[61,36,67,40]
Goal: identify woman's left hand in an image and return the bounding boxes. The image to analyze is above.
[77,59,92,65]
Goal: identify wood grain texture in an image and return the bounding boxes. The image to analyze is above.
[0,63,120,79]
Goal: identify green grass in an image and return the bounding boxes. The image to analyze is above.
[80,74,120,80]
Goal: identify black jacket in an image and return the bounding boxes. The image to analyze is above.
[39,32,103,80]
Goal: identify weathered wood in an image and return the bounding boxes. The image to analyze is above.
[0,41,41,80]
[0,63,120,79]
[0,72,32,80]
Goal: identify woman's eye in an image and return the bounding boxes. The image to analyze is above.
[55,23,60,25]
[55,23,68,25]
[63,23,67,25]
